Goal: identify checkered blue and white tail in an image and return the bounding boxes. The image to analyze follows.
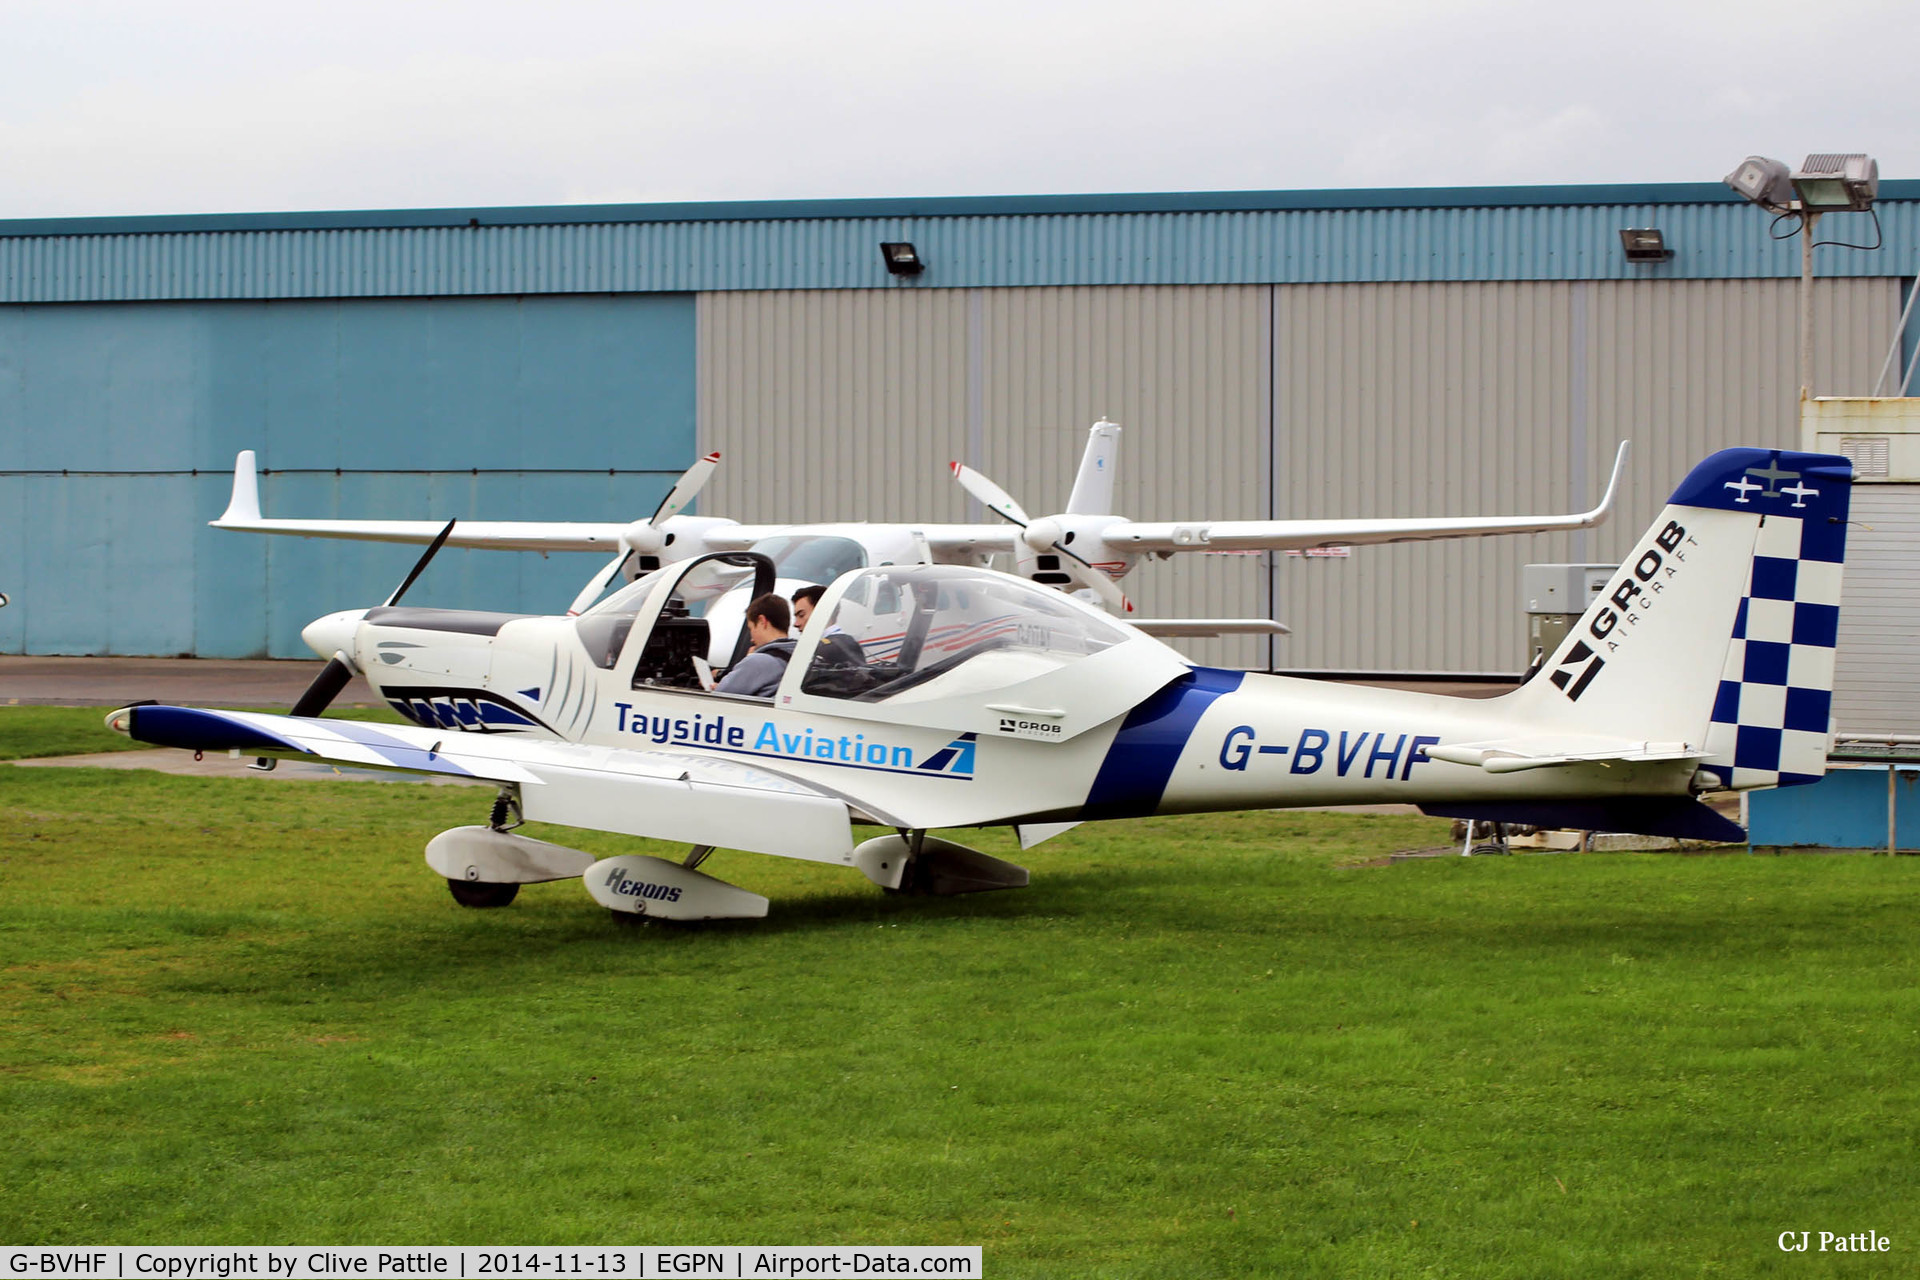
[1512,447,1852,792]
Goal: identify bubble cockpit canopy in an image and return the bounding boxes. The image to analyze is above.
[753,534,868,586]
[799,564,1132,704]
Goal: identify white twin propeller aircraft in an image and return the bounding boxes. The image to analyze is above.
[116,447,1853,925]
[213,421,1632,643]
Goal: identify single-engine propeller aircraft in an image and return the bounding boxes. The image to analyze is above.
[113,446,1851,924]
[212,422,1629,640]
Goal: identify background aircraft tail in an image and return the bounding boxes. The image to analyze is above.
[1504,447,1853,791]
[1064,419,1122,515]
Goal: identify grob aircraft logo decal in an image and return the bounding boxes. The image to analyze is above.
[1553,518,1696,702]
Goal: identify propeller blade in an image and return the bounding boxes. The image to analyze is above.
[290,519,453,722]
[951,462,1032,527]
[650,451,722,526]
[567,548,634,616]
[290,652,356,719]
[385,518,457,607]
[951,459,1128,610]
[1051,542,1131,612]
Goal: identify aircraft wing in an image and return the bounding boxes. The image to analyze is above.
[1107,442,1629,554]
[110,706,857,865]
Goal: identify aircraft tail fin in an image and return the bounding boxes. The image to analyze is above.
[217,450,263,525]
[1064,420,1122,515]
[1505,447,1852,792]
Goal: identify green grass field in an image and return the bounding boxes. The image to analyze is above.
[3,709,1918,1276]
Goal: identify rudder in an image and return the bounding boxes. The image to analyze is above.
[1508,447,1852,792]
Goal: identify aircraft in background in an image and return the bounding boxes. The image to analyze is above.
[212,421,1630,636]
[116,446,1850,924]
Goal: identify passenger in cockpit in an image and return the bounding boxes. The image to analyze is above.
[714,594,797,697]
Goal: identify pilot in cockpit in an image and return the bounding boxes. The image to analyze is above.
[713,593,797,697]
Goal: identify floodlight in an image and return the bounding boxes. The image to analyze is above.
[1619,228,1673,262]
[1724,155,1794,211]
[1791,153,1878,213]
[880,242,925,276]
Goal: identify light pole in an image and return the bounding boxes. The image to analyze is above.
[1724,153,1879,403]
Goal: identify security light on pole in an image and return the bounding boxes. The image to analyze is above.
[1724,155,1795,213]
[1722,151,1881,403]
[1791,154,1879,213]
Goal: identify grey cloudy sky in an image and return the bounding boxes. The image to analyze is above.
[2,0,1916,218]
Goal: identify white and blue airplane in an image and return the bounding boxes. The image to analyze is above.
[212,421,1630,632]
[113,446,1851,923]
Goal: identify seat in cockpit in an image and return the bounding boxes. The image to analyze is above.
[632,607,711,689]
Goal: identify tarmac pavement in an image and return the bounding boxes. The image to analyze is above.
[0,654,381,708]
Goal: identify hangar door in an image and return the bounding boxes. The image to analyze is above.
[0,293,696,658]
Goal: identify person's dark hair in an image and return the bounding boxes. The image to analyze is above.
[746,592,791,633]
[792,584,825,608]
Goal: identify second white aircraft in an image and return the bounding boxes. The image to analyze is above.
[212,421,1629,627]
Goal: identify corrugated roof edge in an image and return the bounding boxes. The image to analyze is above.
[10,180,1920,238]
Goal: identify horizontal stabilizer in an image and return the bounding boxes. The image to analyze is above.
[1419,798,1746,842]
[1425,737,1700,774]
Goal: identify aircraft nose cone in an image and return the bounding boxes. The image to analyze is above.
[301,609,369,661]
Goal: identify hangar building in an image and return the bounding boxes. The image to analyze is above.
[3,182,1916,728]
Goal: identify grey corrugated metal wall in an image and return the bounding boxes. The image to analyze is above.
[702,278,1897,673]
[1832,486,1920,735]
[699,286,1270,667]
[1274,277,1896,670]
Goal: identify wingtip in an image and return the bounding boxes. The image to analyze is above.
[216,449,262,525]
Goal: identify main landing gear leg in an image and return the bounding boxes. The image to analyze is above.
[489,787,523,832]
[444,787,526,907]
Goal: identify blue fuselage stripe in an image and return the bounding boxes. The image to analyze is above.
[1081,667,1245,820]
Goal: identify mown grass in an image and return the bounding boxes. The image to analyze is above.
[0,707,160,760]
[2,759,1917,1277]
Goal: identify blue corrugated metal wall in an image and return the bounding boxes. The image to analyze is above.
[4,203,1918,301]
[0,293,696,657]
[6,183,1920,301]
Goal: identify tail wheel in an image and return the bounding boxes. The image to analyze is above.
[447,878,520,908]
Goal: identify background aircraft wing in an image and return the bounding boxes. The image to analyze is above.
[694,523,1016,556]
[1108,441,1629,554]
[212,513,638,552]
[212,452,635,550]
[111,705,857,864]
[917,524,1021,555]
